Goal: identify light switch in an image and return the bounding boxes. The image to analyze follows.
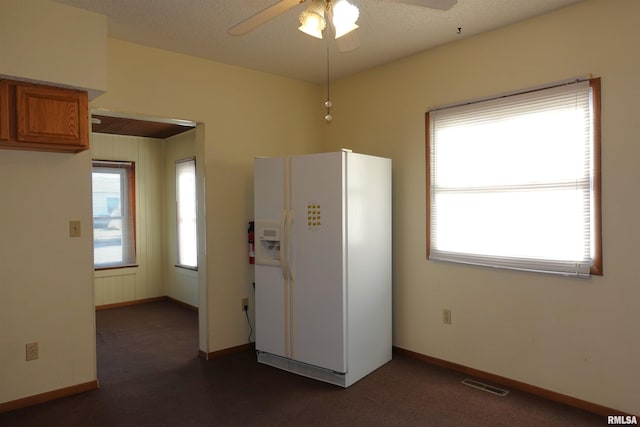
[69,220,81,237]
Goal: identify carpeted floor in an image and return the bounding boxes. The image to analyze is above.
[0,300,606,426]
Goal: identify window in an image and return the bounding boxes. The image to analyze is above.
[427,78,601,276]
[176,158,197,269]
[92,161,136,268]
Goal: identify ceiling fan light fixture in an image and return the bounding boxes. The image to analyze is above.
[298,0,326,39]
[333,21,359,39]
[332,0,359,39]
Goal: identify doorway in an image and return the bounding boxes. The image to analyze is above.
[90,110,207,361]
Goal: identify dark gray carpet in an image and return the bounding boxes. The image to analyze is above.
[0,300,605,426]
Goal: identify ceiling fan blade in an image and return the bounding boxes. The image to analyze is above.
[228,0,304,36]
[325,6,360,53]
[381,0,457,11]
[336,30,360,53]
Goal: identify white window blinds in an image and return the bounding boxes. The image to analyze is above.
[428,79,599,276]
[92,161,136,268]
[176,158,198,268]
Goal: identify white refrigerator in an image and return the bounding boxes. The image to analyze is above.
[253,150,392,387]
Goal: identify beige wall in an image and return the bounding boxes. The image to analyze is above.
[0,149,96,404]
[0,0,106,97]
[91,133,166,305]
[323,0,639,415]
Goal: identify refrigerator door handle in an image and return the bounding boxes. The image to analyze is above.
[287,209,295,281]
[280,209,289,280]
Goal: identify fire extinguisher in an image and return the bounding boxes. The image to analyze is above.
[248,221,255,264]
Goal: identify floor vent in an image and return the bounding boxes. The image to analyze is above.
[462,379,509,396]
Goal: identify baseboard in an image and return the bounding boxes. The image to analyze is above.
[96,296,168,311]
[96,296,199,312]
[393,346,633,417]
[166,296,198,312]
[199,343,254,360]
[0,380,99,414]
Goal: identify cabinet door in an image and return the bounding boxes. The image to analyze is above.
[15,84,88,150]
[0,80,11,141]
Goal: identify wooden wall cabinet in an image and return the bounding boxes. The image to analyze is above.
[0,79,89,153]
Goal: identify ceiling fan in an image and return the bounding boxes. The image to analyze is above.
[228,0,457,52]
[228,0,456,122]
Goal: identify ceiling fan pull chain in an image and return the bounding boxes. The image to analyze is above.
[324,38,333,123]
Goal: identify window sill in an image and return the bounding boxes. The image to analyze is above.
[95,264,139,272]
[175,264,198,272]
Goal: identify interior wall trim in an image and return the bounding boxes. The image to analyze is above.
[0,380,99,414]
[393,346,634,417]
[95,296,167,311]
[199,343,253,361]
[166,296,198,312]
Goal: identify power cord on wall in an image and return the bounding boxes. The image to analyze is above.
[245,283,254,343]
[245,308,253,343]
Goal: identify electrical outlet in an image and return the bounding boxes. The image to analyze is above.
[443,309,452,324]
[26,342,39,361]
[241,298,249,311]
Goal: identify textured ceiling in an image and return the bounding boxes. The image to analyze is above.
[51,0,585,84]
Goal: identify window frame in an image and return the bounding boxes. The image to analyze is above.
[92,160,137,270]
[175,157,198,270]
[426,77,602,276]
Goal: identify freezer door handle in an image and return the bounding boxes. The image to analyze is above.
[280,209,288,280]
